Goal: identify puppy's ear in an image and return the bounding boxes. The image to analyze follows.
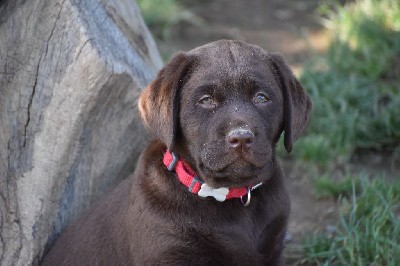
[139,52,195,151]
[268,53,312,153]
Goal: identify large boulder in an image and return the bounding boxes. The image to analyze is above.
[0,0,163,264]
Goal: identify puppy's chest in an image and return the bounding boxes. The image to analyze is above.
[186,208,271,250]
[176,221,270,264]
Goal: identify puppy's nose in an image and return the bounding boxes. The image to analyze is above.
[226,128,254,149]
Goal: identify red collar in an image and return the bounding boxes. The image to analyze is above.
[163,150,262,205]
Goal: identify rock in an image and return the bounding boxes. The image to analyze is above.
[0,0,163,264]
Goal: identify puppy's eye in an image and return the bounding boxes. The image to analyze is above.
[197,95,216,108]
[254,92,270,104]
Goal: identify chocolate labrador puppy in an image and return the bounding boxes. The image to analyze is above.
[42,40,311,265]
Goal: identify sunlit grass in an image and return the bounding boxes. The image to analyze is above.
[298,0,400,162]
[320,0,400,80]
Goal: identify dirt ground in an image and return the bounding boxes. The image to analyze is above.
[157,0,330,71]
[156,0,334,263]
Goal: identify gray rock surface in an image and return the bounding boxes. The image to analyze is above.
[0,0,162,264]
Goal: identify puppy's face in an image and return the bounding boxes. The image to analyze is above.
[139,40,311,188]
[177,46,285,187]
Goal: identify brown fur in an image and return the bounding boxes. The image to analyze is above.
[42,40,311,265]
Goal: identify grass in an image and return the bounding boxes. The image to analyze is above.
[294,0,400,163]
[321,0,400,81]
[303,176,400,265]
[136,0,183,39]
[313,173,359,199]
[137,0,201,42]
[299,1,400,264]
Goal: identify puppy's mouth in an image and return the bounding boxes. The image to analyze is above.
[197,159,266,188]
[192,142,272,188]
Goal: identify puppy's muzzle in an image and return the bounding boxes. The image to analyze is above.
[226,128,255,150]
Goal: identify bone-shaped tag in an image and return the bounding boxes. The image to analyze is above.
[198,183,229,202]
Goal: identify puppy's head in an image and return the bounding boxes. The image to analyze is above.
[139,40,311,188]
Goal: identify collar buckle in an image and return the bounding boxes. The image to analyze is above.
[167,152,179,171]
[188,176,204,193]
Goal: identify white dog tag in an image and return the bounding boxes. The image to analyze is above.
[198,183,229,202]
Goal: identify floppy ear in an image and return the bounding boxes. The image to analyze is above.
[139,52,195,151]
[268,53,312,153]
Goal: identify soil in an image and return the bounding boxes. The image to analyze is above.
[157,0,330,72]
[153,0,398,264]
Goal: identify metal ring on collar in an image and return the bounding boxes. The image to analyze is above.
[240,188,251,207]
